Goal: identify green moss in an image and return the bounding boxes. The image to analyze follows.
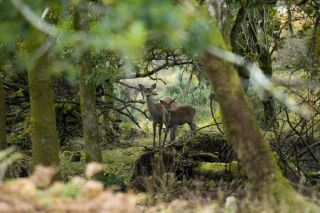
[60,136,153,184]
[194,161,245,179]
[102,145,145,183]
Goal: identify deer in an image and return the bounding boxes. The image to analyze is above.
[139,84,176,148]
[160,98,196,147]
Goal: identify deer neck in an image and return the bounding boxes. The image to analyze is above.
[146,96,156,114]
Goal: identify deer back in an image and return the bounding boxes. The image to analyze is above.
[169,105,196,126]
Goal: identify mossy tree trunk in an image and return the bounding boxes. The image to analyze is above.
[201,49,318,209]
[202,52,276,193]
[27,43,60,168]
[74,7,102,163]
[0,67,7,150]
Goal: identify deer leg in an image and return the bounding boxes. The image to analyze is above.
[158,122,163,148]
[188,122,196,131]
[188,122,197,137]
[170,126,177,142]
[191,122,197,131]
[153,122,156,147]
[163,127,169,148]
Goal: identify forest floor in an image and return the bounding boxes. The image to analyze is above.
[60,130,245,194]
[61,136,152,184]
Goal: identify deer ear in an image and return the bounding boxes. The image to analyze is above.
[138,84,144,90]
[170,98,176,104]
[151,83,156,89]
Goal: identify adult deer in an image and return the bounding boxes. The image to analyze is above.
[160,98,196,147]
[139,84,176,148]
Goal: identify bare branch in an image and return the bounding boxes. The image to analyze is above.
[10,0,60,36]
[119,61,193,79]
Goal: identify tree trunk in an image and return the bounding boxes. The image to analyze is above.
[258,49,277,127]
[28,48,60,168]
[0,68,7,150]
[201,49,318,209]
[285,0,294,36]
[202,52,276,193]
[247,10,277,127]
[229,5,250,88]
[74,7,102,163]
[103,82,119,145]
[79,53,102,162]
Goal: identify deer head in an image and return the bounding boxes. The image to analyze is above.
[160,98,176,114]
[139,83,157,99]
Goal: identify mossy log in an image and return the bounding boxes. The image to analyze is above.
[131,132,236,190]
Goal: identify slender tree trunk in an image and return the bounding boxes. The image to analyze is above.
[248,14,277,127]
[28,48,60,168]
[259,50,277,127]
[103,82,118,144]
[79,52,102,162]
[229,5,250,88]
[0,67,7,150]
[285,0,294,36]
[74,7,102,162]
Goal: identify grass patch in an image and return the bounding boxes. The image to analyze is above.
[60,154,86,180]
[102,136,152,183]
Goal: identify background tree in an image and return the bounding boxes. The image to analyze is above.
[26,36,60,168]
[73,4,102,162]
[0,66,7,150]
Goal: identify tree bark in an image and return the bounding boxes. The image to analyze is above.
[247,11,277,127]
[202,52,276,193]
[0,67,7,150]
[258,48,277,127]
[201,34,318,209]
[28,46,60,168]
[229,5,250,87]
[103,82,119,144]
[201,51,319,209]
[285,0,294,36]
[74,7,102,163]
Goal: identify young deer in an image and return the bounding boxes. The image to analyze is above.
[160,99,196,147]
[139,84,176,148]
